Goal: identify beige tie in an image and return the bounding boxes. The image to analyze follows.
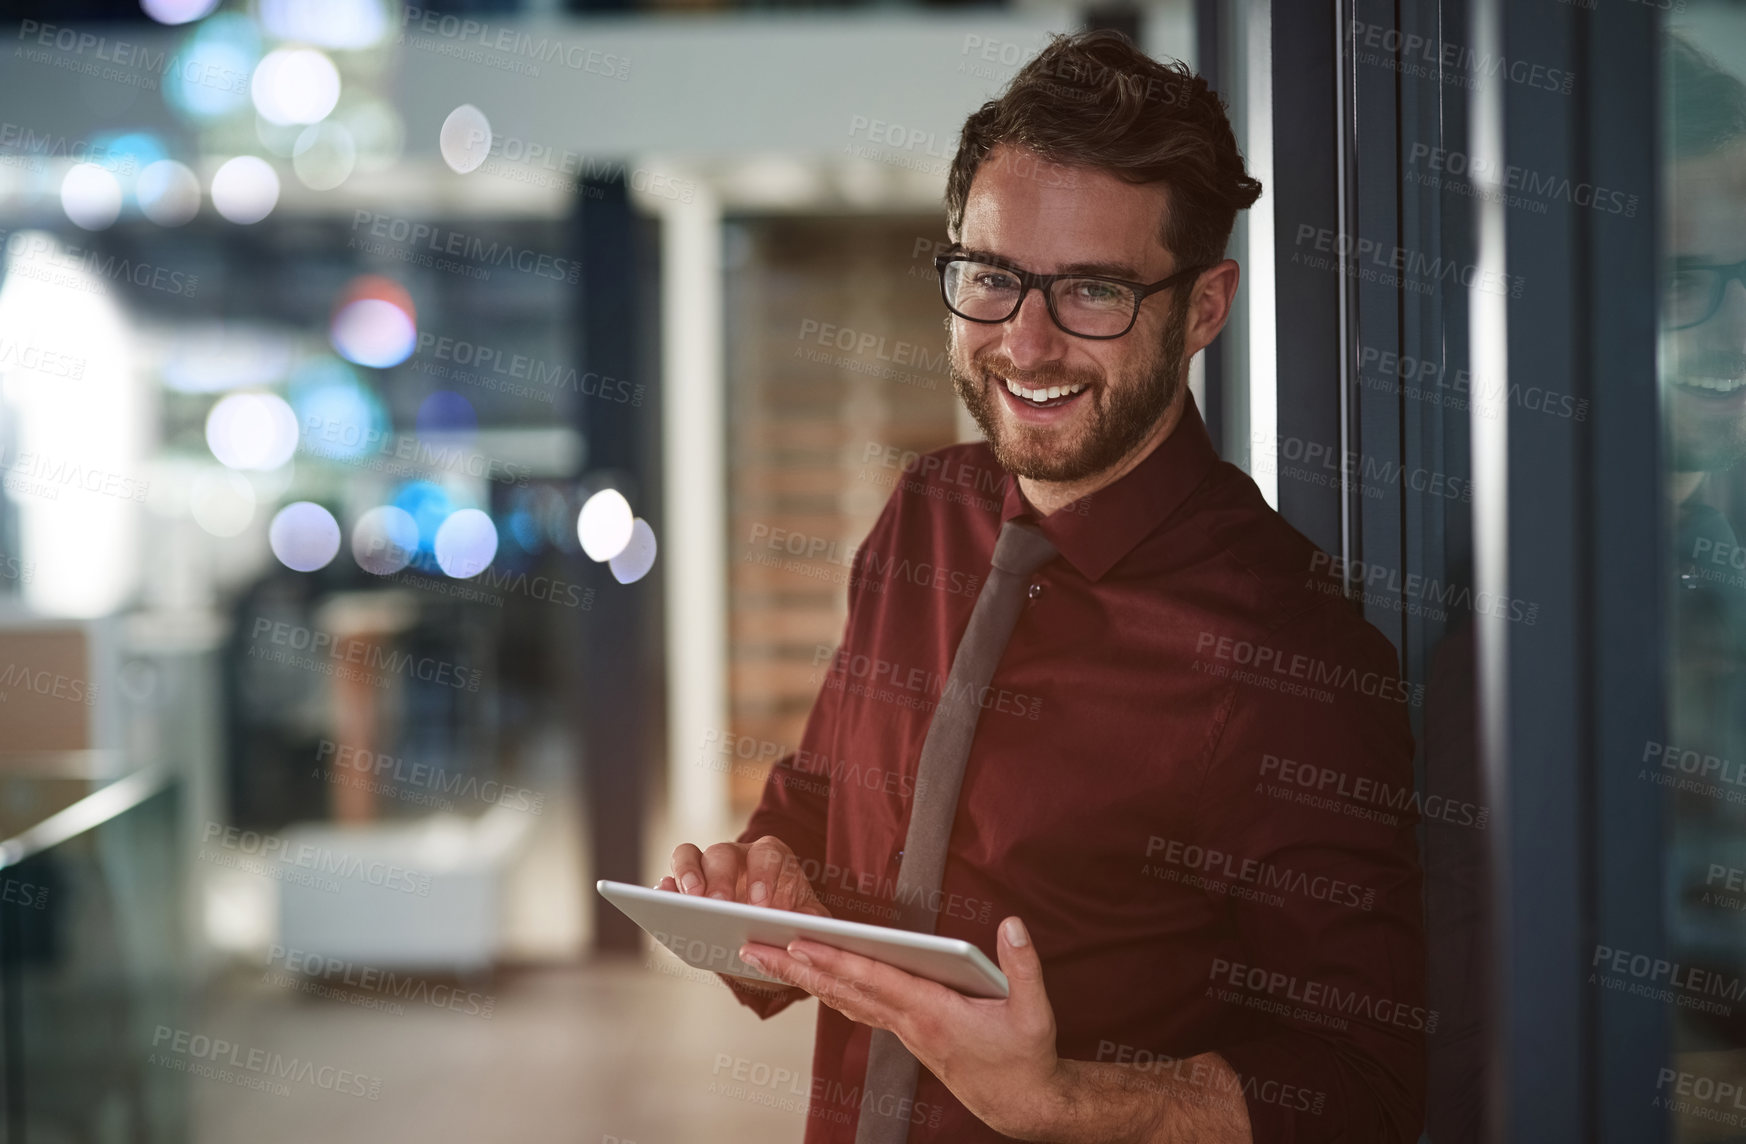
[853,519,1058,1144]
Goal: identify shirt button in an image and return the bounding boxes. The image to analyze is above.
[1028,581,1044,599]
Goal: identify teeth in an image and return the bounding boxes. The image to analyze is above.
[1680,376,1746,393]
[1003,377,1086,403]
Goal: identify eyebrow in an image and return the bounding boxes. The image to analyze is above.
[953,245,1147,280]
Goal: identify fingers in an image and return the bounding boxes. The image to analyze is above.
[995,917,1054,1035]
[745,836,802,908]
[653,875,678,891]
[700,842,746,901]
[670,843,706,895]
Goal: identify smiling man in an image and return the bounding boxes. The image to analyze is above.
[656,30,1426,1144]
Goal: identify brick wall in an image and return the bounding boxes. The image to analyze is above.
[724,215,965,811]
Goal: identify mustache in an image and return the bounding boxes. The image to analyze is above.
[1675,353,1746,379]
[969,352,1101,391]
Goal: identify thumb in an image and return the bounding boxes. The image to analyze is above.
[996,916,1049,1013]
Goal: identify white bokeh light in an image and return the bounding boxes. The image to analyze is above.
[210,156,280,224]
[60,163,123,230]
[269,502,342,572]
[261,0,390,49]
[609,518,658,584]
[439,105,492,174]
[190,470,256,538]
[252,49,342,126]
[330,298,416,368]
[292,122,357,190]
[352,505,419,575]
[142,0,222,23]
[205,392,299,470]
[136,159,201,225]
[434,509,498,578]
[577,489,634,562]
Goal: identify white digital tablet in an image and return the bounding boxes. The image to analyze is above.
[597,879,1009,1000]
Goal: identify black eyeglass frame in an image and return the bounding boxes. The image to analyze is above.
[1664,257,1746,331]
[932,252,1209,340]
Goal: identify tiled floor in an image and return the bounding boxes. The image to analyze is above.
[191,954,818,1144]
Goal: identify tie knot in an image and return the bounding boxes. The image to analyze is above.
[991,519,1058,577]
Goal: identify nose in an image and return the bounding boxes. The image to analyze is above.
[1715,274,1746,339]
[999,285,1069,371]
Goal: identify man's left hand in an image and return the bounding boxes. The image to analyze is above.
[739,915,1063,1140]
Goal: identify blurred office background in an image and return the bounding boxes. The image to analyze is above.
[0,0,1740,1141]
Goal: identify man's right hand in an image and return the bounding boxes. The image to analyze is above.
[656,835,830,917]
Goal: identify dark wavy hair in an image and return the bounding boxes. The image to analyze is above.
[944,29,1263,268]
[1668,33,1746,159]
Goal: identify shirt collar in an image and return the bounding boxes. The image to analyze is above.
[999,391,1219,582]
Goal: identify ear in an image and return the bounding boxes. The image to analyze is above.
[1186,259,1242,358]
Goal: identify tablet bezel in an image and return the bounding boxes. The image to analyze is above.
[597,879,1010,1000]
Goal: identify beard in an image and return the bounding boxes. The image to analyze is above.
[949,287,1192,483]
[1664,345,1746,472]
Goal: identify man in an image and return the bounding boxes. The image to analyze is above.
[1658,32,1746,1112]
[657,30,1426,1143]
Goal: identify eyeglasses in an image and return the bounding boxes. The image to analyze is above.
[1663,258,1746,330]
[933,252,1207,339]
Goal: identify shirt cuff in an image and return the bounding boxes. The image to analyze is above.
[720,970,810,1019]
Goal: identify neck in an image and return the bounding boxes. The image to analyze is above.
[1016,390,1187,516]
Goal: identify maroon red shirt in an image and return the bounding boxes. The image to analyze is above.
[727,394,1427,1143]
